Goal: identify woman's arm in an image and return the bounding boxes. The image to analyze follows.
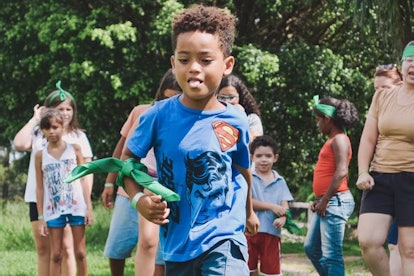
[356,116,378,190]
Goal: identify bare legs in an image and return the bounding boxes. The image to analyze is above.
[31,221,75,276]
[358,213,392,276]
[135,213,159,276]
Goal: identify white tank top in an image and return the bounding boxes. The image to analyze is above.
[41,143,86,221]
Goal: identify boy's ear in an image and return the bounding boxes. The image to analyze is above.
[274,153,279,163]
[223,56,235,76]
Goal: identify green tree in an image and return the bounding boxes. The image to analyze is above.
[353,0,414,55]
[1,0,412,202]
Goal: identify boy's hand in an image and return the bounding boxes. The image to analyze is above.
[85,208,94,226]
[136,194,170,225]
[273,216,286,229]
[245,211,259,236]
[101,185,114,209]
[271,204,287,217]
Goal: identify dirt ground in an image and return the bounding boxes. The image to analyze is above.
[281,254,371,276]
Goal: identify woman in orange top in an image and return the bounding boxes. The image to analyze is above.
[304,95,359,276]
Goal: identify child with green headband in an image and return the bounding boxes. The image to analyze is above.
[304,95,358,276]
[13,81,93,276]
[357,40,414,276]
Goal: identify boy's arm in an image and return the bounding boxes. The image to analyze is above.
[121,147,170,225]
[273,200,289,229]
[101,136,126,209]
[234,164,259,235]
[252,199,287,217]
[35,150,48,236]
[74,144,93,225]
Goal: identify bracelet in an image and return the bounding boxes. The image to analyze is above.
[358,170,369,176]
[38,215,44,220]
[104,183,114,187]
[131,192,145,209]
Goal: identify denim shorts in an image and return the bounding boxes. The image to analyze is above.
[165,239,248,276]
[387,218,398,245]
[155,243,165,265]
[47,214,84,228]
[104,195,139,259]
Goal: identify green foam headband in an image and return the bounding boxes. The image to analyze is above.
[401,45,414,61]
[313,95,336,118]
[47,81,75,106]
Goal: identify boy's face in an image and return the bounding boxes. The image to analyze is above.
[171,30,234,109]
[251,146,278,174]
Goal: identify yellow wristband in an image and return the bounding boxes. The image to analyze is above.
[358,170,369,176]
[104,183,114,187]
[131,192,145,209]
[38,215,44,220]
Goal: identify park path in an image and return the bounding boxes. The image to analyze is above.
[281,254,370,275]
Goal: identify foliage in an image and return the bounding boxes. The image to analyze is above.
[1,0,412,201]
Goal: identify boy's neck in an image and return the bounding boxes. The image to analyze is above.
[179,94,225,111]
[255,169,275,184]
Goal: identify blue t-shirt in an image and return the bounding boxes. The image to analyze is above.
[251,169,293,237]
[127,95,250,262]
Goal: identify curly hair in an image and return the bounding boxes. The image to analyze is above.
[171,5,236,57]
[315,97,359,129]
[218,74,261,116]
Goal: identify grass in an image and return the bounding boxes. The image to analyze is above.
[0,199,135,275]
[1,200,368,275]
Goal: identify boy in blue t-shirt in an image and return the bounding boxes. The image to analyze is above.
[247,135,294,276]
[122,5,259,275]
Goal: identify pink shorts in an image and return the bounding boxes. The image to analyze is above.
[247,232,281,274]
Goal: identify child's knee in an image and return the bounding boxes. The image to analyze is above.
[51,251,64,263]
[75,250,87,261]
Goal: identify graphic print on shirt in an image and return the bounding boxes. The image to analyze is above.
[185,151,230,228]
[158,154,179,223]
[212,120,239,152]
[44,159,77,215]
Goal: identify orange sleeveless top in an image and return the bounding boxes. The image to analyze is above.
[313,134,351,197]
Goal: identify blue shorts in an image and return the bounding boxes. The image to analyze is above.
[104,195,139,259]
[47,214,84,228]
[387,218,398,245]
[165,239,248,275]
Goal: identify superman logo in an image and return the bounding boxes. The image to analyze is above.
[212,120,239,152]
